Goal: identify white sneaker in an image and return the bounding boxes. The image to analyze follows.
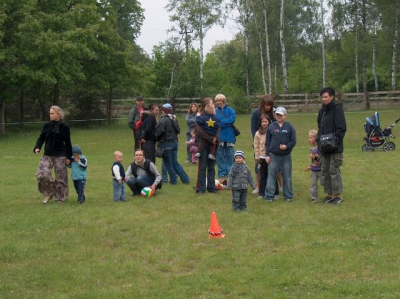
[43,195,53,203]
[252,188,259,194]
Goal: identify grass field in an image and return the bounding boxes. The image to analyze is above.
[1,110,400,298]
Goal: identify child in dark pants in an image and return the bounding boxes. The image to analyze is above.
[67,146,88,204]
[227,150,256,211]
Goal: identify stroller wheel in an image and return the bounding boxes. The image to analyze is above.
[362,144,373,152]
[383,142,395,151]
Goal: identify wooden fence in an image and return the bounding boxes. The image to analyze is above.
[108,91,400,117]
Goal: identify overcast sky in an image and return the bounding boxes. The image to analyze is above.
[136,1,239,56]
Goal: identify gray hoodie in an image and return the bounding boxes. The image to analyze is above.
[227,162,256,191]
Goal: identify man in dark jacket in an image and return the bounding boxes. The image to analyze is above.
[127,96,145,150]
[317,87,347,204]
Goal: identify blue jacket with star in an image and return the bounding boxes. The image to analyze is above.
[196,114,219,137]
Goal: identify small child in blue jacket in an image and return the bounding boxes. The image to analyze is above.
[227,150,256,211]
[67,146,88,204]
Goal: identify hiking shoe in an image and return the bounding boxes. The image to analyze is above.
[323,196,334,203]
[329,197,344,204]
[208,154,216,160]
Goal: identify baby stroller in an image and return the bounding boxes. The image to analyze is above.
[362,112,400,152]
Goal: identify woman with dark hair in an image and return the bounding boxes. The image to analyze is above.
[155,103,190,185]
[139,103,160,163]
[317,87,347,204]
[195,98,221,194]
[185,103,199,163]
[250,94,279,195]
[251,94,276,138]
[33,106,72,204]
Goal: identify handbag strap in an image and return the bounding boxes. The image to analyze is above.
[217,108,234,127]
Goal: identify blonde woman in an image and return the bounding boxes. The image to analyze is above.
[33,106,72,203]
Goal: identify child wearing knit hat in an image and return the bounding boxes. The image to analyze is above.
[227,150,256,211]
[67,146,88,204]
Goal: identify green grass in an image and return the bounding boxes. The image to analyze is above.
[1,110,400,298]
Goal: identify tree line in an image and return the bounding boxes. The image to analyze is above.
[1,0,399,134]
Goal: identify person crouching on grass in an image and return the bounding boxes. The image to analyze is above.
[227,150,257,211]
[125,149,162,196]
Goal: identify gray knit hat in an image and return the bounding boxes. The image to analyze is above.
[234,150,245,159]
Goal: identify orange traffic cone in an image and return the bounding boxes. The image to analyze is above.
[208,212,225,238]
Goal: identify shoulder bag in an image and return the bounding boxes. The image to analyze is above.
[319,106,338,152]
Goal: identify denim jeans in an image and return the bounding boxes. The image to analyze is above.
[186,132,191,162]
[216,144,234,178]
[232,189,248,211]
[127,175,153,195]
[196,146,216,193]
[73,179,86,202]
[113,180,125,201]
[160,141,190,184]
[265,153,293,199]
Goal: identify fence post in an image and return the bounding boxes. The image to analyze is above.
[305,93,308,112]
[170,97,176,113]
[364,91,370,110]
[337,92,343,104]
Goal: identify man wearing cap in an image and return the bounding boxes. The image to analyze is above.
[128,96,145,150]
[155,103,190,185]
[265,107,296,202]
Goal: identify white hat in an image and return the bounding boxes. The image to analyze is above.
[275,107,287,115]
[162,103,172,109]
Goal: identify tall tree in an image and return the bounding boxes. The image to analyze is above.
[391,3,399,92]
[166,0,224,90]
[280,0,289,94]
[321,0,327,87]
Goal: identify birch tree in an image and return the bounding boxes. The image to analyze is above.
[321,0,326,87]
[391,4,399,92]
[230,0,252,100]
[258,0,273,94]
[166,0,224,91]
[280,0,289,94]
[251,1,267,94]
